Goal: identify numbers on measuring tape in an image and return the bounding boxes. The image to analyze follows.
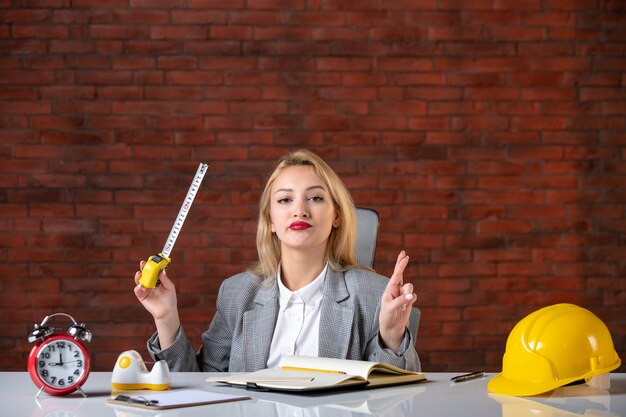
[160,163,208,258]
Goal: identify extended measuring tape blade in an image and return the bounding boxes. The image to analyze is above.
[161,162,208,258]
[138,162,208,288]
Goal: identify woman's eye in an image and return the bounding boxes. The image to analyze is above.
[277,197,291,204]
[309,196,324,202]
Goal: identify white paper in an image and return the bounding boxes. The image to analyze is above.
[124,389,247,407]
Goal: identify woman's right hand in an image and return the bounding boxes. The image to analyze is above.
[134,261,180,349]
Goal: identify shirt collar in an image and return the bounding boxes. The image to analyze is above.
[277,262,327,311]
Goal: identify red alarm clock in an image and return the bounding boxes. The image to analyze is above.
[27,312,92,397]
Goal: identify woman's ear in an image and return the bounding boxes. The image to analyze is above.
[332,210,340,228]
[268,210,276,233]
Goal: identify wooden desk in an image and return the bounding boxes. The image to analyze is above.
[3,372,625,417]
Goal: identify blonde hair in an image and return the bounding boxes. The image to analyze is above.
[250,149,358,279]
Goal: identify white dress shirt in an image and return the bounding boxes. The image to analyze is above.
[266,263,327,369]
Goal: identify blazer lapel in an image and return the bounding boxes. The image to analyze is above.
[319,268,353,359]
[242,281,278,371]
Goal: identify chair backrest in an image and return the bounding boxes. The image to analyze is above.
[354,207,420,344]
[408,306,420,345]
[354,207,379,268]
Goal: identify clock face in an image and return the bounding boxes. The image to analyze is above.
[29,334,90,395]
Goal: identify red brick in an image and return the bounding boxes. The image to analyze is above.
[418,307,462,323]
[445,236,504,250]
[244,0,303,9]
[479,220,534,234]
[90,24,149,39]
[490,26,545,41]
[23,56,64,70]
[13,25,69,39]
[1,9,51,23]
[288,11,345,26]
[439,263,496,278]
[0,100,51,114]
[163,71,223,86]
[378,57,433,72]
[421,252,464,269]
[421,336,474,351]
[451,116,510,131]
[161,9,222,24]
[320,87,376,100]
[404,10,459,26]
[391,73,444,86]
[404,234,445,248]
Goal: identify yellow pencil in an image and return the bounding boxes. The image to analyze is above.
[280,366,346,374]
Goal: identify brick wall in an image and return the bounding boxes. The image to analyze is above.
[1,1,624,373]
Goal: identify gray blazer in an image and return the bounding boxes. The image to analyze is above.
[148,267,421,372]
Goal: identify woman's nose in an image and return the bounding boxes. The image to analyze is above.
[293,199,309,218]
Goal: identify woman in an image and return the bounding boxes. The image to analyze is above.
[134,149,420,372]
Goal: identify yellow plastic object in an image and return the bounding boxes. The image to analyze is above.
[111,350,171,391]
[488,303,621,397]
[138,253,171,288]
[118,354,131,369]
[111,381,171,391]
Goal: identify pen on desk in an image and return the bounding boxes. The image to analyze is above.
[279,366,346,374]
[114,395,159,406]
[451,371,485,383]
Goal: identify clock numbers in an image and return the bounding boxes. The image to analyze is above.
[36,340,86,388]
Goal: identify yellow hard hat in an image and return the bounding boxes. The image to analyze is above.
[488,303,621,396]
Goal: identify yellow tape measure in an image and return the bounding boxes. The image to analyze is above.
[139,163,208,288]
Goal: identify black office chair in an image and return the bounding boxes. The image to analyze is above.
[354,207,421,344]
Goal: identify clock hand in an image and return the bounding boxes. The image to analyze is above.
[48,352,71,367]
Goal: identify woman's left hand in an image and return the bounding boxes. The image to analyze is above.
[379,251,417,352]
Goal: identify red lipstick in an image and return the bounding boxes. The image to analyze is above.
[289,221,312,230]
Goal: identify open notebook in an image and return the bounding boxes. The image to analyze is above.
[207,355,426,392]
